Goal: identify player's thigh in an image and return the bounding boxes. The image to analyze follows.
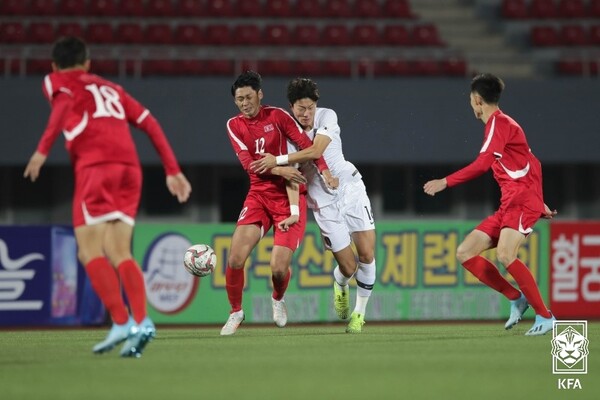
[75,223,108,265]
[313,204,352,253]
[103,220,134,265]
[229,224,262,268]
[351,229,376,264]
[332,245,358,277]
[456,229,494,262]
[271,245,294,276]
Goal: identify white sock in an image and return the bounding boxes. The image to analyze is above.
[333,265,351,287]
[354,259,376,315]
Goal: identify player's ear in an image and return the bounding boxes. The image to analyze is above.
[258,89,264,101]
[84,59,91,71]
[51,62,58,72]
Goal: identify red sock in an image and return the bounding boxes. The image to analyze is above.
[85,257,129,324]
[225,266,244,313]
[506,259,552,318]
[272,269,291,301]
[463,256,521,300]
[117,259,147,324]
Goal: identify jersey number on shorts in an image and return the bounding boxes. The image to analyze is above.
[238,207,248,221]
[85,84,125,120]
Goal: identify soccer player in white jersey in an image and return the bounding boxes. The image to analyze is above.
[251,78,376,333]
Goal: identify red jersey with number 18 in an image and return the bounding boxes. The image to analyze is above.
[39,69,180,175]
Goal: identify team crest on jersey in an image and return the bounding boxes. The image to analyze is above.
[264,124,274,133]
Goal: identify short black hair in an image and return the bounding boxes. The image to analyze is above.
[52,36,89,69]
[470,73,505,104]
[287,78,320,105]
[231,70,262,96]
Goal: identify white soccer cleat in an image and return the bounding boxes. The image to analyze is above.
[525,313,556,336]
[93,318,135,354]
[505,293,529,330]
[272,297,288,328]
[220,310,244,336]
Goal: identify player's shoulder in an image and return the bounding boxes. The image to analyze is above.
[84,72,124,91]
[316,107,337,118]
[262,105,293,119]
[494,110,522,131]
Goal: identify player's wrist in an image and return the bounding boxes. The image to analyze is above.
[290,205,300,216]
[276,155,289,166]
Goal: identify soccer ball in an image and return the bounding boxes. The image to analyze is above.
[183,244,216,277]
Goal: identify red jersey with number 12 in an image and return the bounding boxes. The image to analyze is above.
[446,109,544,214]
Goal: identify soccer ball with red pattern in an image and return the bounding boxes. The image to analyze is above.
[183,244,216,277]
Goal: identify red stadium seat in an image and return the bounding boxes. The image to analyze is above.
[232,25,262,45]
[440,57,468,76]
[86,23,114,44]
[322,25,351,46]
[0,22,26,43]
[324,0,352,18]
[590,26,600,45]
[146,0,175,16]
[501,0,528,19]
[176,60,207,75]
[205,25,232,45]
[145,24,173,45]
[91,59,119,76]
[557,0,585,18]
[206,0,234,16]
[263,25,291,46]
[354,0,381,18]
[322,60,352,76]
[0,0,28,15]
[560,25,588,46]
[529,0,558,19]
[382,0,414,19]
[27,22,55,44]
[143,60,176,76]
[591,0,600,18]
[412,58,441,75]
[205,59,234,75]
[115,23,144,45]
[258,60,293,76]
[0,59,21,76]
[26,59,52,75]
[236,0,262,17]
[264,0,292,17]
[530,25,559,46]
[121,0,145,16]
[294,60,323,76]
[352,24,381,45]
[88,0,119,16]
[293,25,320,46]
[294,0,323,18]
[56,22,84,38]
[177,0,206,16]
[58,0,86,15]
[374,58,412,76]
[556,57,584,75]
[174,24,205,45]
[412,24,443,46]
[590,61,599,76]
[382,25,411,46]
[30,0,57,15]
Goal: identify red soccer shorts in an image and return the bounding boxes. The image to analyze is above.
[476,205,541,245]
[72,164,142,227]
[237,190,307,251]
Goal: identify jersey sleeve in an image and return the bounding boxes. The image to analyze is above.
[445,152,495,187]
[276,110,329,173]
[36,90,72,156]
[122,91,181,176]
[226,118,254,173]
[314,108,340,140]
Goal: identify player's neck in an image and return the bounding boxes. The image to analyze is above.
[56,65,87,73]
[481,105,499,124]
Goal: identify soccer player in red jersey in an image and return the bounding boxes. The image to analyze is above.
[221,71,336,335]
[424,73,558,336]
[23,37,192,356]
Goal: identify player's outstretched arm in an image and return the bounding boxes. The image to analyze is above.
[543,203,558,219]
[23,151,47,183]
[278,181,300,232]
[166,172,192,203]
[423,178,448,196]
[271,166,307,184]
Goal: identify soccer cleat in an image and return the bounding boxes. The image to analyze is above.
[333,282,350,320]
[272,297,288,328]
[220,310,245,336]
[120,317,156,358]
[525,312,556,336]
[93,318,135,354]
[345,312,365,334]
[505,293,529,330]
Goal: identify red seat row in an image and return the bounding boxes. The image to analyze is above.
[556,57,599,75]
[502,0,600,19]
[530,24,600,46]
[9,57,467,77]
[0,0,415,18]
[0,22,444,47]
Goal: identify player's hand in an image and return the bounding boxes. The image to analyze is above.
[278,215,299,231]
[322,169,339,190]
[166,172,192,203]
[543,203,558,219]
[23,151,47,182]
[272,166,307,184]
[250,153,277,174]
[423,178,447,196]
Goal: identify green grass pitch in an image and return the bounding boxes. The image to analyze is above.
[1,322,598,400]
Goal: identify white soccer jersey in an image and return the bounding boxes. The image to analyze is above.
[301,107,361,209]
